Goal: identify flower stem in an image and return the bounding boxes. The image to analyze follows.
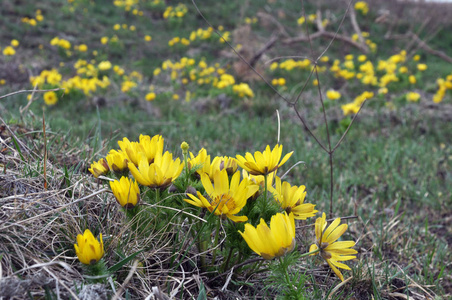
[263,173,268,211]
[183,152,189,188]
[211,217,221,264]
[300,247,320,258]
[278,256,295,294]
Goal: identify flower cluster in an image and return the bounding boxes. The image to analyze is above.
[168,26,231,48]
[354,1,369,15]
[163,3,188,20]
[21,9,44,26]
[86,134,357,282]
[152,57,255,101]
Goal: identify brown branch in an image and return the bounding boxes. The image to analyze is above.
[249,34,279,68]
[283,31,369,53]
[386,32,452,64]
[256,11,290,38]
[348,1,367,48]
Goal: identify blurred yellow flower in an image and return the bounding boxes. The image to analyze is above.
[74,229,104,265]
[11,40,19,47]
[236,144,293,176]
[309,213,357,281]
[110,176,140,208]
[297,16,305,25]
[409,75,416,84]
[3,46,16,56]
[406,92,421,102]
[417,63,427,71]
[77,44,88,52]
[145,92,156,101]
[354,1,369,15]
[100,37,109,44]
[341,102,361,116]
[43,91,58,105]
[184,170,258,222]
[98,61,112,71]
[326,90,341,100]
[144,35,152,41]
[239,212,295,259]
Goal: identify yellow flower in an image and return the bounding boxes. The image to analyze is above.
[144,35,152,41]
[100,37,109,44]
[188,148,211,176]
[145,92,156,101]
[128,152,183,190]
[417,63,427,71]
[106,149,129,173]
[3,46,16,56]
[326,90,341,100]
[409,75,416,84]
[78,44,88,52]
[98,61,112,71]
[239,212,295,259]
[270,177,317,220]
[309,213,357,281]
[43,91,58,105]
[212,156,238,176]
[138,134,164,164]
[110,177,140,208]
[413,54,420,61]
[74,229,104,265]
[341,102,361,116]
[354,1,369,15]
[236,144,293,176]
[297,16,305,25]
[88,158,109,178]
[11,39,19,47]
[406,92,421,102]
[184,170,259,222]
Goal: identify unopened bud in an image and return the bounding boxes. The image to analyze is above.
[180,141,189,154]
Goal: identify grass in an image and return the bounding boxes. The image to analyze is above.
[1,0,452,298]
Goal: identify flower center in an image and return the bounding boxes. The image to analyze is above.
[210,193,235,212]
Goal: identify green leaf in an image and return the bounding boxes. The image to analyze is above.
[107,250,144,273]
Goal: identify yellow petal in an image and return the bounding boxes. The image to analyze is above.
[327,259,345,281]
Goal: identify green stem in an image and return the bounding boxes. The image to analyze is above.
[155,188,160,203]
[221,247,234,273]
[278,256,295,295]
[211,217,221,264]
[183,152,189,188]
[263,173,268,211]
[300,247,320,258]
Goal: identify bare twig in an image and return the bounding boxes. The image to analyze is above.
[111,260,139,300]
[387,32,452,63]
[0,88,64,100]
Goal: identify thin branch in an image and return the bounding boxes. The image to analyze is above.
[0,88,64,100]
[283,31,369,53]
[249,34,279,68]
[348,1,367,49]
[332,100,367,152]
[388,32,452,64]
[191,0,291,105]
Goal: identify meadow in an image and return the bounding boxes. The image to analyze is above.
[0,0,451,299]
